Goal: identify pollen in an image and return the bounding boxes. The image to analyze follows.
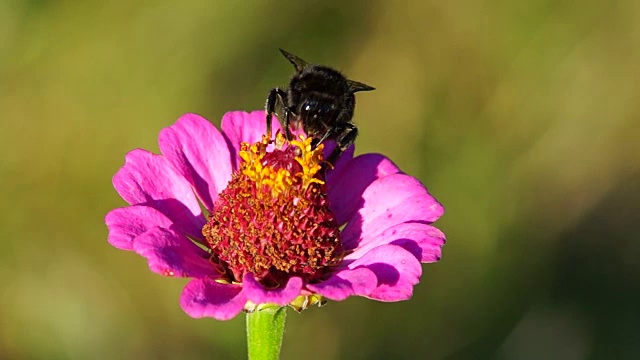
[202,133,342,288]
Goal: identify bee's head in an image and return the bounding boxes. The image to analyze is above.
[299,98,338,123]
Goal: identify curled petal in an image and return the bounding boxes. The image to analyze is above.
[242,273,303,306]
[180,278,247,320]
[112,149,205,240]
[159,113,233,212]
[133,227,217,278]
[306,267,377,301]
[346,222,445,263]
[327,153,401,224]
[341,173,444,250]
[105,205,174,251]
[347,244,422,302]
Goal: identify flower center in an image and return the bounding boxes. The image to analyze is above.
[202,134,342,288]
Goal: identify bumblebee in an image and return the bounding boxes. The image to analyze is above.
[265,49,375,164]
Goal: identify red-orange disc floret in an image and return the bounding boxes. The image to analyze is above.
[202,135,342,288]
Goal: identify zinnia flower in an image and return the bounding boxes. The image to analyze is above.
[105,111,445,320]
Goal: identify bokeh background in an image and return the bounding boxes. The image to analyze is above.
[1,1,639,359]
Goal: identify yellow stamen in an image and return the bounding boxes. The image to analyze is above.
[239,134,325,198]
[290,135,325,188]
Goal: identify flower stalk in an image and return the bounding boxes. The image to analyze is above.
[246,306,287,360]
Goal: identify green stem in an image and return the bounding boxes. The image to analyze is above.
[246,305,287,360]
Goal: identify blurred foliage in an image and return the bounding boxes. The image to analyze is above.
[1,0,639,359]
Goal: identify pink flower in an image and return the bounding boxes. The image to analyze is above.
[105,111,445,320]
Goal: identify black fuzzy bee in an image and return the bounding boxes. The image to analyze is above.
[265,49,375,164]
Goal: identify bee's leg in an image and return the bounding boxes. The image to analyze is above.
[310,128,334,149]
[265,88,288,138]
[282,107,295,141]
[327,124,358,164]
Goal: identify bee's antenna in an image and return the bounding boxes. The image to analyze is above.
[279,49,308,72]
[347,79,376,93]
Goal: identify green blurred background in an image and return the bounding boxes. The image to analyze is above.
[1,1,639,359]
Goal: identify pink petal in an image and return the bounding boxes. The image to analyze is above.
[323,142,355,183]
[346,244,422,302]
[221,111,280,168]
[242,273,303,306]
[112,149,205,239]
[221,111,310,167]
[180,278,247,320]
[158,113,233,212]
[105,205,174,251]
[306,267,377,301]
[133,227,217,278]
[340,173,444,250]
[346,222,445,263]
[327,153,401,225]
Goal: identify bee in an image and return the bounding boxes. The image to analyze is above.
[265,49,375,164]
